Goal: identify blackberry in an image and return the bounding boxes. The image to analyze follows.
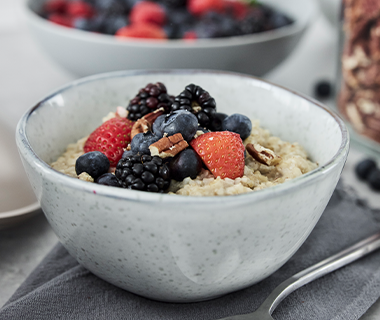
[115,154,171,192]
[126,82,173,121]
[170,84,217,128]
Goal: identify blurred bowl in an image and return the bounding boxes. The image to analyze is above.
[24,0,317,77]
[16,69,348,302]
[317,0,341,27]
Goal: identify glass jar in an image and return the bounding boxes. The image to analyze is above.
[337,0,380,155]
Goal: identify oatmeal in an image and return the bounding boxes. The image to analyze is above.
[50,82,317,196]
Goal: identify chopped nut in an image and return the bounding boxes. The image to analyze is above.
[131,108,164,139]
[78,172,94,182]
[246,143,281,166]
[149,133,188,158]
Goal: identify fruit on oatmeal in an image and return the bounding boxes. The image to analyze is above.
[130,131,161,155]
[126,82,173,121]
[222,113,252,140]
[208,112,227,131]
[130,1,166,26]
[169,148,203,181]
[170,84,217,129]
[96,172,122,187]
[83,116,134,166]
[190,131,245,179]
[153,110,198,142]
[75,151,110,179]
[115,154,171,192]
[115,23,167,39]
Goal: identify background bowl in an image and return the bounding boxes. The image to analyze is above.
[16,70,348,302]
[24,0,317,77]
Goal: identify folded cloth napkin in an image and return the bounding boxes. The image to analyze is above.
[1,183,380,320]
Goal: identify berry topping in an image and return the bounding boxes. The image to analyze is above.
[75,151,110,179]
[190,131,245,179]
[169,149,203,181]
[83,117,134,167]
[48,13,73,27]
[188,0,224,16]
[66,1,95,19]
[126,82,172,121]
[43,0,67,14]
[222,113,252,139]
[355,159,377,180]
[154,110,198,142]
[170,84,217,129]
[130,131,161,155]
[95,173,122,187]
[208,112,227,131]
[115,23,167,39]
[130,1,166,26]
[115,154,171,192]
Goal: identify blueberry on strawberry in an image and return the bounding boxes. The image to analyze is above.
[154,110,198,142]
[96,173,122,187]
[169,149,203,181]
[222,113,252,140]
[75,151,110,179]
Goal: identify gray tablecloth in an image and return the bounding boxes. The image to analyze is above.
[1,183,380,320]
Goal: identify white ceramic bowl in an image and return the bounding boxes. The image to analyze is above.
[24,0,317,77]
[16,70,349,302]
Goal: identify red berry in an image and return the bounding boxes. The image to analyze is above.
[43,0,67,14]
[66,1,95,18]
[130,1,166,26]
[83,117,134,167]
[116,23,167,39]
[222,0,249,19]
[183,30,197,40]
[48,13,72,27]
[190,131,245,179]
[188,0,224,16]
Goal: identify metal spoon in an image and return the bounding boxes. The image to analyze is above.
[216,232,380,320]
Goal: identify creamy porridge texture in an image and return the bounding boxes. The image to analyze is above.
[51,82,317,196]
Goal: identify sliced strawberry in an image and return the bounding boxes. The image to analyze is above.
[190,131,245,179]
[48,13,72,27]
[66,1,95,18]
[130,1,166,26]
[83,117,134,167]
[222,0,250,19]
[116,23,167,39]
[43,0,67,14]
[188,0,224,16]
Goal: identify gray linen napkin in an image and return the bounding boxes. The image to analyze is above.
[1,183,380,320]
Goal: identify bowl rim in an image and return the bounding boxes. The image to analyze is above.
[17,69,349,205]
[24,0,317,48]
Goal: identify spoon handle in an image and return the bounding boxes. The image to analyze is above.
[258,232,380,315]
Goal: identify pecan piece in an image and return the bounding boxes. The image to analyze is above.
[131,108,164,139]
[246,143,281,166]
[149,133,188,158]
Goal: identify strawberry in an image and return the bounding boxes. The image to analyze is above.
[190,131,245,179]
[115,23,167,39]
[83,117,134,167]
[222,0,250,19]
[66,1,95,18]
[48,13,73,27]
[43,0,67,14]
[183,30,197,40]
[130,1,166,26]
[188,0,224,16]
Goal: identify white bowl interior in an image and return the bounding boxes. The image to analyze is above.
[25,71,342,170]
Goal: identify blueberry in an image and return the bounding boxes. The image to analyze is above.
[155,110,198,142]
[95,173,122,187]
[315,80,333,99]
[222,113,252,140]
[75,151,110,179]
[103,14,128,35]
[121,149,136,159]
[131,131,161,155]
[73,17,93,31]
[209,112,228,131]
[169,149,203,181]
[152,114,166,135]
[368,168,380,191]
[355,159,377,180]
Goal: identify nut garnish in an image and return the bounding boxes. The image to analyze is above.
[149,133,188,158]
[78,172,94,182]
[246,143,281,166]
[131,108,164,139]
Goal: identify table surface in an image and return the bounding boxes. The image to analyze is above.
[1,1,380,318]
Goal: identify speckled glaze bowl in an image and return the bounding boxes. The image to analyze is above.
[24,0,317,77]
[16,70,349,302]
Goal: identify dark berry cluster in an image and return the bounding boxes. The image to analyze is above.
[127,82,173,121]
[170,84,216,128]
[115,154,171,192]
[355,159,380,191]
